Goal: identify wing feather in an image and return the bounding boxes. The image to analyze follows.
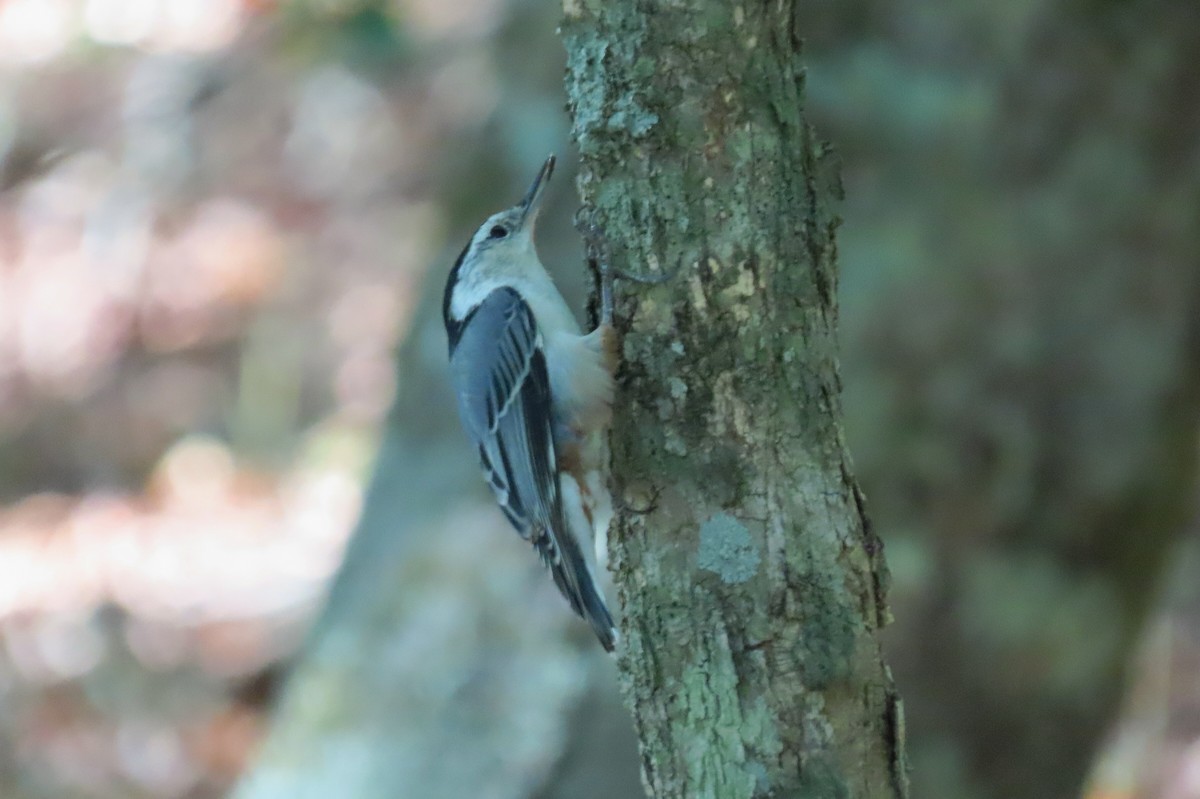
[450,288,559,541]
[449,287,615,651]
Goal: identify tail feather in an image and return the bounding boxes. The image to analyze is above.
[554,538,617,652]
[534,522,617,652]
[577,572,617,653]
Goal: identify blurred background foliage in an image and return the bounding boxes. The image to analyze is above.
[0,0,1196,798]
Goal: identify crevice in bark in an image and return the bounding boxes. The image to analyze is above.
[562,1,908,796]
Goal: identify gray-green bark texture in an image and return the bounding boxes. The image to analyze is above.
[561,2,907,797]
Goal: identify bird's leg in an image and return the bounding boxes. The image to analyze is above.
[598,235,615,328]
[615,484,663,516]
[577,212,679,329]
[614,264,679,285]
[579,215,615,327]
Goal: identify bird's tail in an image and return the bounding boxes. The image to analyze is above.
[549,533,617,652]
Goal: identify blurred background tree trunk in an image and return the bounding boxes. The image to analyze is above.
[231,274,643,799]
[562,2,907,796]
[794,2,1200,796]
[229,7,645,798]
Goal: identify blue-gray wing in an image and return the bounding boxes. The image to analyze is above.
[449,287,616,651]
[449,287,561,546]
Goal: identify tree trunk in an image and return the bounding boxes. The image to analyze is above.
[561,2,908,797]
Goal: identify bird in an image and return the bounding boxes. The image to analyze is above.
[442,154,619,651]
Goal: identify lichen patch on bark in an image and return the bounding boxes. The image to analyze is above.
[697,512,761,584]
[563,1,907,796]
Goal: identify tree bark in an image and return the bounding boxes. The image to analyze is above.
[561,2,908,797]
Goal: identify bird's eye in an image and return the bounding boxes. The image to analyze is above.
[488,225,509,240]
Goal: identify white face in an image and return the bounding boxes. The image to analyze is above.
[468,207,531,256]
[449,208,541,320]
[447,155,555,323]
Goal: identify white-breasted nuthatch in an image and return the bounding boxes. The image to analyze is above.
[442,155,618,651]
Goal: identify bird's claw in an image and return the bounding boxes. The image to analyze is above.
[618,484,663,516]
[577,211,614,327]
[576,210,681,327]
[613,265,680,285]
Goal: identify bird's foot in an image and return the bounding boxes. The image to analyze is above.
[616,484,662,516]
[614,265,678,285]
[577,210,682,327]
[577,212,615,327]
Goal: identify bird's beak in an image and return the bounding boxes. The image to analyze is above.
[518,154,555,228]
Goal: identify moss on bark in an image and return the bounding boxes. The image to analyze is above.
[562,2,908,796]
